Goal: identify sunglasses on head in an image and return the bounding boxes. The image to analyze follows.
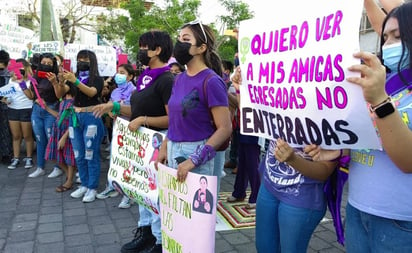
[187,19,207,44]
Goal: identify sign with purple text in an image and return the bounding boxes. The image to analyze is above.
[238,0,381,149]
[158,163,217,253]
[109,117,165,214]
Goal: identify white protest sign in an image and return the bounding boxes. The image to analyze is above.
[32,41,61,55]
[64,44,117,76]
[0,23,35,59]
[238,0,381,149]
[109,117,164,214]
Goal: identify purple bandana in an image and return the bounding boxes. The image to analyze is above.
[110,81,135,105]
[324,155,350,245]
[79,70,89,84]
[137,66,170,92]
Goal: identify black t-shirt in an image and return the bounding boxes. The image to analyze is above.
[32,78,59,104]
[74,76,103,107]
[130,71,174,131]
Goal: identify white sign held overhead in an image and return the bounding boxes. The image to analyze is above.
[64,44,117,77]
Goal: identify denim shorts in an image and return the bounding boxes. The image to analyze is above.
[8,108,32,122]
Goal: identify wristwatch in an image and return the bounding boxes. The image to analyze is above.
[369,97,395,118]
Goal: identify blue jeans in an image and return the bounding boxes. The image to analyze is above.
[213,151,225,193]
[69,112,104,190]
[167,139,214,176]
[345,203,412,253]
[255,184,326,253]
[138,205,161,244]
[31,103,58,169]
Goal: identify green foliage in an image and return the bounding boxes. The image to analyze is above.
[218,0,254,29]
[218,36,238,63]
[96,0,202,57]
[216,0,254,65]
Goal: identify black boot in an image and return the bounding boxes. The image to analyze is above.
[121,226,156,253]
[142,243,162,253]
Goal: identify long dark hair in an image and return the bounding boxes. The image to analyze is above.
[76,49,100,86]
[380,2,412,75]
[182,22,223,77]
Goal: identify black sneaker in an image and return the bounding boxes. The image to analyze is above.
[143,244,162,253]
[8,158,19,170]
[121,226,156,253]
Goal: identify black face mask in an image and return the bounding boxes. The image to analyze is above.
[173,41,193,66]
[37,64,54,72]
[77,61,90,71]
[137,50,151,66]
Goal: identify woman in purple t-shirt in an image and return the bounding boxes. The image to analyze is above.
[156,21,232,183]
[230,67,337,252]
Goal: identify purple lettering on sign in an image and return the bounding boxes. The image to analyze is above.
[249,21,309,55]
[316,86,348,110]
[315,10,343,42]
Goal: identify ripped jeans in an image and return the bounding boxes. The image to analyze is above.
[31,102,59,169]
[69,112,104,190]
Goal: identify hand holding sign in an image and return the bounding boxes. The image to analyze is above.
[347,51,387,106]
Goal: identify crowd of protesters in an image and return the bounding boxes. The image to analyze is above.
[2,0,412,252]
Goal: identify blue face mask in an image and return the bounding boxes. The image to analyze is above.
[382,42,410,73]
[114,73,127,86]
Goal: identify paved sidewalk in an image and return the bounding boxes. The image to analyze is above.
[0,149,347,253]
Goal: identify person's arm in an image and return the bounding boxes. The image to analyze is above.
[92,101,132,118]
[364,0,404,35]
[63,71,97,97]
[207,106,232,150]
[128,105,169,131]
[52,72,70,99]
[43,102,59,118]
[347,51,412,173]
[275,139,337,181]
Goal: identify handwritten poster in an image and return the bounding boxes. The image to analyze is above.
[158,164,217,253]
[238,0,381,149]
[32,41,61,55]
[64,43,117,76]
[0,23,35,59]
[109,117,164,214]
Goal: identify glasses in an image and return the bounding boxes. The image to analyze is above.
[187,19,207,44]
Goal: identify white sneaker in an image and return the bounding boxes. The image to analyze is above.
[75,177,81,184]
[8,158,19,170]
[23,157,33,169]
[82,189,97,203]
[48,166,63,178]
[28,167,45,178]
[118,195,132,209]
[75,172,79,177]
[96,186,119,199]
[221,170,226,178]
[70,186,88,199]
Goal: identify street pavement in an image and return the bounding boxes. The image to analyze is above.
[0,146,347,253]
